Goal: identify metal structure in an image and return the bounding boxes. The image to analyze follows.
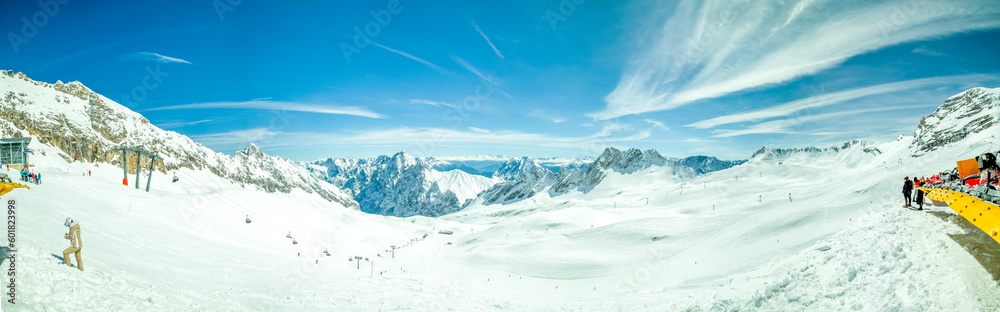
[0,182,29,197]
[0,137,31,167]
[921,187,1000,244]
[112,146,160,192]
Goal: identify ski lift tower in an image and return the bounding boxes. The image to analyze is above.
[113,145,160,192]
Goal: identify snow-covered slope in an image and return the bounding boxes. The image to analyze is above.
[0,71,357,208]
[303,151,495,217]
[912,87,1000,156]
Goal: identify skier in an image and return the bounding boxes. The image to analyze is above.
[62,217,84,271]
[36,173,40,184]
[902,177,913,208]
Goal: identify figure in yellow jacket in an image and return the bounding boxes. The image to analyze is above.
[63,217,83,271]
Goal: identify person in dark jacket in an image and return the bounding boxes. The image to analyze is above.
[914,177,924,210]
[903,177,913,207]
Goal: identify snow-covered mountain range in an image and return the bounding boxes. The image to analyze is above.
[302,151,495,217]
[671,155,747,174]
[424,155,594,178]
[751,139,883,161]
[5,69,996,221]
[6,68,1000,309]
[0,71,358,209]
[479,147,697,205]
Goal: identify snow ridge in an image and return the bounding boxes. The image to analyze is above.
[0,71,357,208]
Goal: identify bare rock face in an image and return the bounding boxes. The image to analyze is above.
[911,87,1000,157]
[0,71,357,209]
[674,156,747,175]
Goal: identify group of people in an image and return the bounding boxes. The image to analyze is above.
[902,176,928,210]
[20,169,40,184]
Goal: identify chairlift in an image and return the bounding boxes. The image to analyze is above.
[245,215,251,224]
[172,173,179,183]
[292,239,298,245]
[286,232,293,239]
[323,249,330,256]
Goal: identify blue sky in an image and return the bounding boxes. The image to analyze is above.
[2,0,999,161]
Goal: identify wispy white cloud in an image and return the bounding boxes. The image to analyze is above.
[528,109,567,123]
[144,100,386,119]
[157,119,215,129]
[911,46,946,57]
[468,126,490,133]
[710,105,923,137]
[193,124,649,153]
[452,56,503,86]
[468,17,505,59]
[409,99,456,109]
[592,0,1000,120]
[190,127,279,147]
[684,137,716,143]
[371,43,451,74]
[122,52,194,65]
[686,75,982,129]
[644,119,669,131]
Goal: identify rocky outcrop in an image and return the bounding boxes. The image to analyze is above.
[675,156,747,175]
[911,87,1000,156]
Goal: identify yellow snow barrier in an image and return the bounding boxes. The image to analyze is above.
[921,187,1000,245]
[0,182,30,197]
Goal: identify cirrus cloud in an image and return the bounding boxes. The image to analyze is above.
[591,0,1000,120]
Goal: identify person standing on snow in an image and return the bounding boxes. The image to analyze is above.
[915,177,925,210]
[903,177,913,207]
[62,217,84,271]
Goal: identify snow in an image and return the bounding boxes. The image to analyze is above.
[3,71,999,310]
[425,169,494,202]
[5,125,1000,311]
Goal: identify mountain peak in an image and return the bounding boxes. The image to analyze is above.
[592,147,666,173]
[237,143,265,158]
[911,86,1000,156]
[391,150,420,167]
[492,156,546,181]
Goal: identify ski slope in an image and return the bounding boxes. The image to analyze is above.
[5,130,1000,310]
